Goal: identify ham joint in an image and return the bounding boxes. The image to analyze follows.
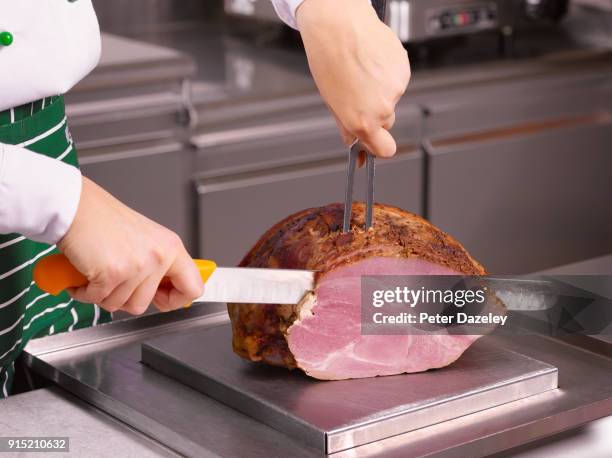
[228,203,487,380]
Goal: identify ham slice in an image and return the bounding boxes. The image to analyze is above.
[227,203,486,380]
[286,258,480,379]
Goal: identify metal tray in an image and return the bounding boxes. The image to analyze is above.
[142,324,558,454]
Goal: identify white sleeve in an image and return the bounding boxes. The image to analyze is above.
[270,0,306,29]
[0,143,82,245]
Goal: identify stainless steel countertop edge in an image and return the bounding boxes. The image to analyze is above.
[326,360,558,454]
[24,305,228,357]
[329,362,558,435]
[25,356,216,457]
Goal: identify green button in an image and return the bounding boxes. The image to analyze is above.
[0,31,13,47]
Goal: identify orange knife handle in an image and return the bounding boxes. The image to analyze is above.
[193,259,217,283]
[159,259,217,289]
[33,253,217,296]
[33,253,88,296]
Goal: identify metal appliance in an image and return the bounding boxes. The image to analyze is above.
[385,0,569,42]
[223,0,569,42]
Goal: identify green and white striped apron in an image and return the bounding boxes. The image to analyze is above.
[0,96,111,397]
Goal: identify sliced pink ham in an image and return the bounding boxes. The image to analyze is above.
[286,258,480,380]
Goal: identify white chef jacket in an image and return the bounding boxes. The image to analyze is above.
[0,0,303,244]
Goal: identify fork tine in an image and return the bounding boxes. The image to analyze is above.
[343,142,359,232]
[365,153,375,229]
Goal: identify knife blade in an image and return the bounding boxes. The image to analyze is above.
[475,276,612,311]
[195,267,314,304]
[475,276,612,335]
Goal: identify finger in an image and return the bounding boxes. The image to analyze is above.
[333,114,355,146]
[383,111,396,131]
[66,287,86,302]
[152,287,195,313]
[152,284,192,312]
[120,274,161,315]
[154,252,203,312]
[66,276,116,306]
[341,126,356,146]
[152,286,172,311]
[362,127,397,158]
[99,278,141,313]
[67,285,99,304]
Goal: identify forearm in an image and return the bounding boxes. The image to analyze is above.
[0,144,81,244]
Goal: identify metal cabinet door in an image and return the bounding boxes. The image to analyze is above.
[79,139,196,252]
[196,149,423,265]
[193,103,423,175]
[428,117,612,274]
[67,95,185,150]
[422,71,612,139]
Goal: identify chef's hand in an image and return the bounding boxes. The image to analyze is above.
[297,0,410,158]
[57,177,203,315]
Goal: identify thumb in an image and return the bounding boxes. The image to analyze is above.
[362,127,397,158]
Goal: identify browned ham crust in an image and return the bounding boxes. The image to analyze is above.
[228,203,486,369]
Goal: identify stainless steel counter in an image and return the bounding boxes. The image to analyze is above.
[17,295,612,457]
[493,416,612,458]
[488,255,612,456]
[5,259,612,455]
[0,387,176,457]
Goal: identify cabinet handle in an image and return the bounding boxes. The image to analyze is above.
[429,112,610,150]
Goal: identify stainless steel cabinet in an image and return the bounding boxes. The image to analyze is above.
[80,139,196,253]
[66,34,194,150]
[193,103,422,173]
[422,69,612,138]
[196,149,423,266]
[68,34,198,253]
[428,116,612,274]
[426,68,612,273]
[194,105,423,265]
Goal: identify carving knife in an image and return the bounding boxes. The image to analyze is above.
[33,253,315,305]
[32,254,612,334]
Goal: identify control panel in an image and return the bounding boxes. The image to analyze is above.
[426,3,499,35]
